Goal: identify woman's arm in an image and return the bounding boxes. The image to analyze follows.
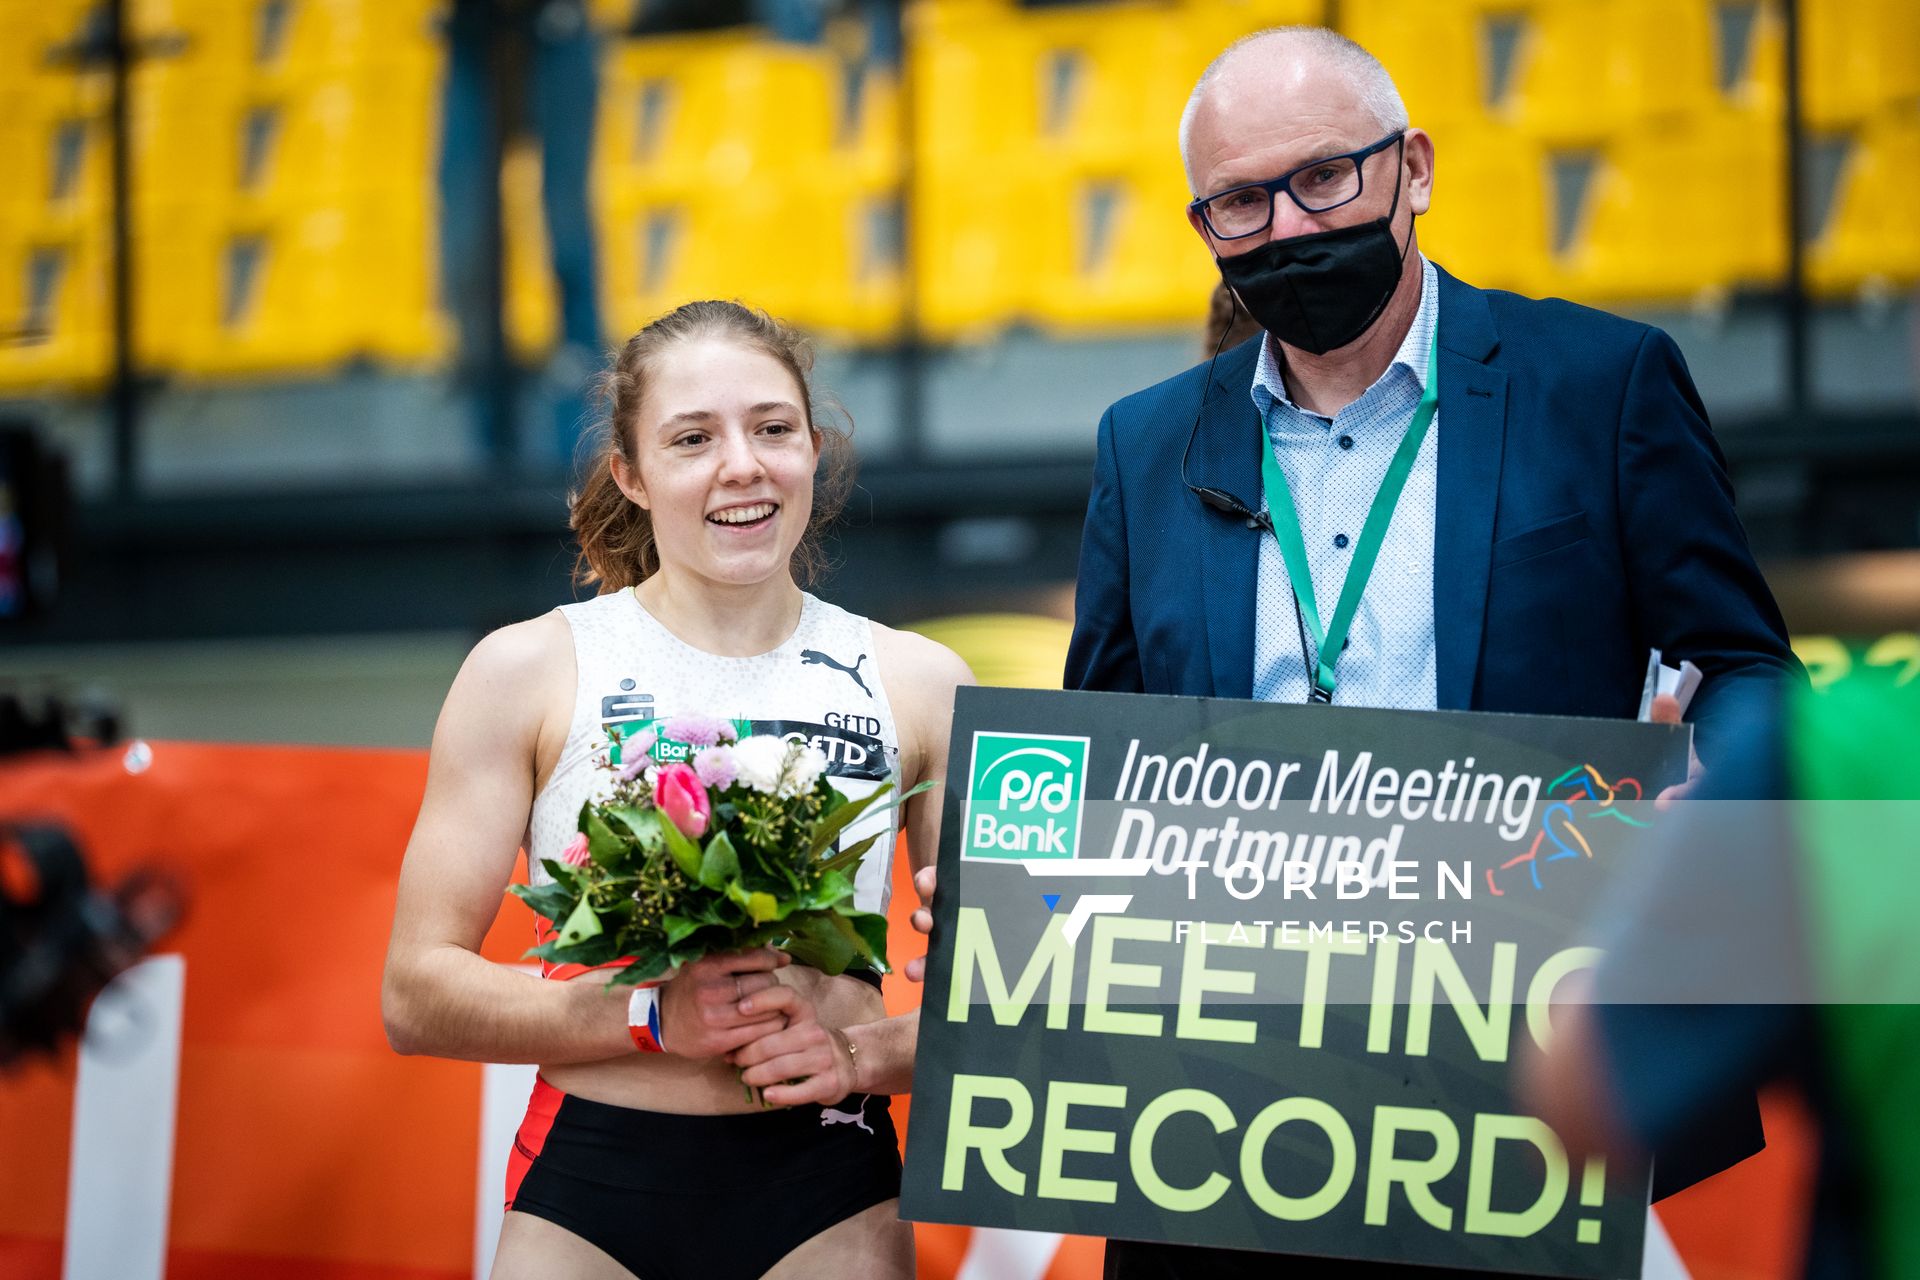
[380,615,635,1063]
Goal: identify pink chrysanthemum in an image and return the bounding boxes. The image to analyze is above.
[693,745,738,791]
[661,715,735,748]
[560,832,592,868]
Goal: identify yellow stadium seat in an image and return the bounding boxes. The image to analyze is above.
[1808,109,1920,294]
[135,0,441,86]
[1417,122,1554,299]
[1802,0,1920,128]
[902,3,1033,336]
[0,0,446,383]
[1596,0,1783,125]
[1554,107,1786,302]
[1496,0,1720,140]
[0,2,100,94]
[1394,2,1792,306]
[597,31,908,342]
[909,0,1311,338]
[0,216,112,390]
[0,107,113,225]
[128,185,438,378]
[600,32,838,188]
[1015,3,1215,331]
[1340,0,1488,128]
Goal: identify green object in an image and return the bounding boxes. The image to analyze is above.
[1790,671,1920,1279]
[555,895,603,947]
[1257,324,1440,701]
[963,733,1088,860]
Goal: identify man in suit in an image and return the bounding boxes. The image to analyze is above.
[1064,25,1801,1279]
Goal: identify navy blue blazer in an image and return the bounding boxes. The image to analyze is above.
[1064,265,1799,765]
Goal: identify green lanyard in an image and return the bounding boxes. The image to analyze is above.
[1258,326,1440,702]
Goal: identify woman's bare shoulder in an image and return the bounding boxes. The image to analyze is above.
[438,609,575,745]
[463,609,572,680]
[870,622,976,759]
[870,620,975,700]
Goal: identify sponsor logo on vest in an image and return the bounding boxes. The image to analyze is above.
[963,732,1090,861]
[800,649,872,698]
[825,711,883,738]
[600,689,654,723]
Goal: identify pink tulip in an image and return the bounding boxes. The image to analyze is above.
[560,832,592,868]
[653,763,710,840]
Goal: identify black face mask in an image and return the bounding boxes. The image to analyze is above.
[1215,152,1413,356]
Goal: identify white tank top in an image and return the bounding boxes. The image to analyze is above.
[527,589,903,925]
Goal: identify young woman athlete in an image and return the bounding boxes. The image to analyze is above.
[382,301,972,1280]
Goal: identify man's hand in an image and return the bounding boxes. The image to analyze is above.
[656,947,801,1059]
[1648,692,1706,811]
[906,864,936,984]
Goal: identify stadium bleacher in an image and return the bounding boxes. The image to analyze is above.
[0,0,1914,391]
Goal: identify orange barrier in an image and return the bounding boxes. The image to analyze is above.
[0,742,1808,1279]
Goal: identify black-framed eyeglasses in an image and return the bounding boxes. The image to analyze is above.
[1189,132,1405,240]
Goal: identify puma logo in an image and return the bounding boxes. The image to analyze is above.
[801,649,872,698]
[819,1097,874,1135]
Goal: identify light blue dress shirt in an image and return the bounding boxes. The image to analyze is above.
[1250,256,1440,710]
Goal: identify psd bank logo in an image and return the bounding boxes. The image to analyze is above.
[963,732,1089,861]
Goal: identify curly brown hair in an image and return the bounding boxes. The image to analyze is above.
[570,300,855,592]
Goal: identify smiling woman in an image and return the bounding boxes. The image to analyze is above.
[380,299,974,1280]
[571,300,856,593]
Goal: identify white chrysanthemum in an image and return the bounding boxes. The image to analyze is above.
[730,735,788,794]
[783,742,828,797]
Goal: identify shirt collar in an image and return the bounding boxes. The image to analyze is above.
[1251,254,1438,420]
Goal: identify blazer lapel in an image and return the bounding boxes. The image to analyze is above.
[1188,338,1264,700]
[1432,268,1507,711]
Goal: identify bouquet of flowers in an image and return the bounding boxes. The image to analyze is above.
[512,715,930,986]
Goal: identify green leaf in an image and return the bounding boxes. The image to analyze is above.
[510,879,577,921]
[803,778,938,862]
[556,895,604,946]
[816,832,883,879]
[828,910,870,959]
[652,808,705,880]
[604,951,676,988]
[782,912,857,975]
[697,831,740,890]
[583,810,628,868]
[527,933,621,967]
[662,912,702,947]
[604,806,664,849]
[723,879,785,924]
[804,782,895,859]
[536,857,585,893]
[843,908,891,973]
[813,868,855,903]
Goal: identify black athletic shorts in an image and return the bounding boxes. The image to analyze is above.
[506,1077,902,1279]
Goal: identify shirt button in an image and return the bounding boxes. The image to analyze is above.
[1333,533,1350,549]
[1339,435,1354,450]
